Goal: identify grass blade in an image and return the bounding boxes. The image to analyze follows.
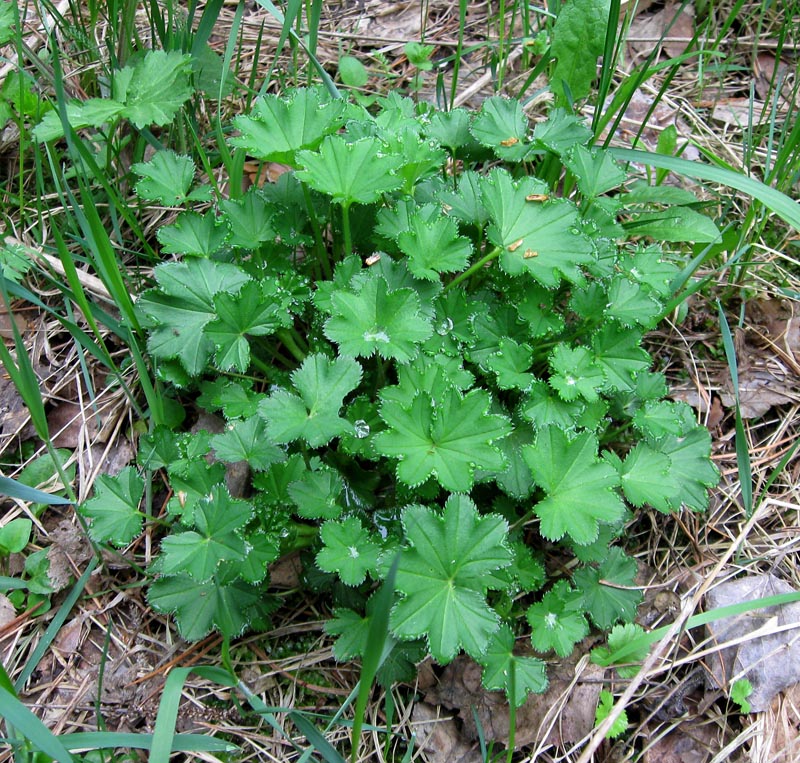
[0,686,75,763]
[0,475,72,505]
[609,147,800,231]
[62,731,237,752]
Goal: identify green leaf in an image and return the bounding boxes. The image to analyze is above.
[595,690,628,738]
[157,210,229,257]
[297,135,403,206]
[374,388,511,492]
[137,259,250,376]
[33,99,126,141]
[623,207,721,243]
[564,145,626,197]
[591,324,651,392]
[532,108,592,155]
[0,518,32,554]
[480,624,548,706]
[427,108,474,154]
[521,380,585,430]
[390,495,512,663]
[523,427,626,545]
[219,189,277,248]
[114,50,194,128]
[619,244,678,298]
[605,278,662,328]
[316,517,381,585]
[231,87,345,164]
[209,417,285,471]
[550,0,611,103]
[338,55,368,88]
[527,580,589,657]
[160,487,250,581]
[324,273,432,362]
[287,467,344,519]
[197,379,264,419]
[591,622,650,678]
[651,426,719,511]
[148,573,262,640]
[573,548,641,629]
[206,281,290,372]
[258,353,362,446]
[471,96,529,160]
[485,338,535,391]
[607,444,673,511]
[482,169,594,286]
[730,678,753,713]
[132,150,211,205]
[326,607,370,660]
[80,467,144,546]
[548,344,605,402]
[396,215,472,281]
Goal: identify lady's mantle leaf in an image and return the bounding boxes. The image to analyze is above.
[523,427,626,545]
[258,354,362,447]
[324,274,432,362]
[231,87,345,164]
[481,169,593,287]
[316,517,381,586]
[157,210,229,256]
[396,216,472,281]
[80,467,144,546]
[373,388,511,492]
[548,344,604,401]
[480,624,548,706]
[296,135,403,206]
[132,150,211,205]
[209,417,284,471]
[159,486,251,581]
[471,96,530,161]
[595,690,629,738]
[573,548,642,629]
[287,468,344,519]
[390,495,513,663]
[527,580,589,657]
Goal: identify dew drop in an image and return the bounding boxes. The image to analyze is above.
[436,317,454,335]
[354,419,370,438]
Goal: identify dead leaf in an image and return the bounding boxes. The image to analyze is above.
[753,53,792,103]
[711,99,770,128]
[424,647,604,750]
[0,375,35,440]
[627,3,696,60]
[0,594,15,629]
[642,718,716,763]
[0,306,27,339]
[269,551,303,589]
[411,702,482,763]
[48,401,103,448]
[769,682,800,762]
[704,574,800,712]
[53,614,85,656]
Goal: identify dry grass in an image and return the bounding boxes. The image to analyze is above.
[1,1,799,761]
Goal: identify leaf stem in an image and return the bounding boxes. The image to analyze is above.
[277,328,306,363]
[302,182,331,279]
[341,202,353,259]
[444,245,501,292]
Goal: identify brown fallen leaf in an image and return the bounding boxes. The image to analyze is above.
[0,594,15,629]
[769,682,800,762]
[424,645,605,750]
[704,574,800,712]
[642,718,716,763]
[411,702,483,763]
[627,2,696,60]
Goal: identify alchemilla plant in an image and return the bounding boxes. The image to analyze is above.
[79,87,719,704]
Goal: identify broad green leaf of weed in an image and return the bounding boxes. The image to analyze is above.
[573,548,641,629]
[548,344,605,402]
[471,96,530,161]
[485,338,535,391]
[137,259,249,375]
[730,679,753,714]
[296,135,403,206]
[591,324,651,392]
[592,623,650,677]
[316,517,381,585]
[549,0,611,104]
[219,190,276,248]
[206,281,290,372]
[390,495,512,662]
[0,241,35,283]
[623,207,722,243]
[564,145,626,198]
[80,466,145,546]
[114,50,193,128]
[148,573,262,640]
[231,87,345,164]
[287,467,344,519]
[259,353,362,447]
[157,210,230,256]
[374,388,511,492]
[209,417,284,471]
[33,99,126,141]
[426,108,474,154]
[595,690,628,738]
[339,55,368,88]
[132,150,211,205]
[531,108,592,155]
[622,182,701,207]
[604,444,672,512]
[24,548,55,595]
[396,215,472,280]
[619,244,679,298]
[480,624,548,705]
[481,169,593,287]
[324,274,432,362]
[521,380,585,430]
[197,379,264,419]
[527,580,589,657]
[0,518,32,554]
[0,1,15,44]
[523,427,626,545]
[651,427,719,512]
[605,278,662,328]
[160,490,250,581]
